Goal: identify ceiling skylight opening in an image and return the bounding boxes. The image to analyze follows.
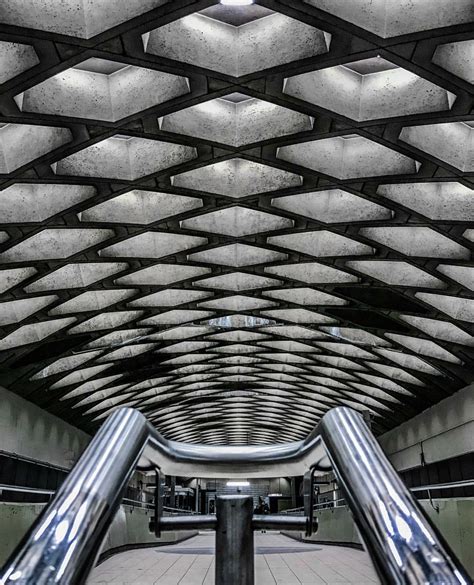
[220,92,254,104]
[220,0,254,5]
[207,315,276,328]
[73,58,130,76]
[113,134,134,141]
[342,57,399,76]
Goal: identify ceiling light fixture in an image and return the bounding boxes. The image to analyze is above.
[226,481,250,487]
[220,0,254,5]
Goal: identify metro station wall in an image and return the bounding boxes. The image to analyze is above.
[0,503,196,566]
[379,383,474,472]
[0,386,89,470]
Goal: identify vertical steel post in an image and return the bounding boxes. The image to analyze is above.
[154,468,162,538]
[215,495,254,585]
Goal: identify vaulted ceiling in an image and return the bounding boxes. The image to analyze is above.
[0,0,472,445]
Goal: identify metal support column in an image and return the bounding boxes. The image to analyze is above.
[169,475,176,508]
[215,495,254,585]
[290,477,297,508]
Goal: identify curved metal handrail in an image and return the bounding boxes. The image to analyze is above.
[0,406,470,585]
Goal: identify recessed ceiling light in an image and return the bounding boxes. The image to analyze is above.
[220,0,254,5]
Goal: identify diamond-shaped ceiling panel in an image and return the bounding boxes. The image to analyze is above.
[0,0,472,446]
[0,124,71,173]
[143,7,331,76]
[284,57,455,121]
[432,40,474,83]
[53,136,196,180]
[172,159,302,199]
[0,40,39,83]
[161,95,312,146]
[16,58,189,122]
[277,135,419,179]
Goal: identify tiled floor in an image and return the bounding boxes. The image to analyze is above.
[88,532,380,584]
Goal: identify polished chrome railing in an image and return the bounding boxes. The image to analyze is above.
[0,406,470,585]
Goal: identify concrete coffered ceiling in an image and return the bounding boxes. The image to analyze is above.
[0,0,472,445]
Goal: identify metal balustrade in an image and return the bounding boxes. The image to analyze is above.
[0,406,470,585]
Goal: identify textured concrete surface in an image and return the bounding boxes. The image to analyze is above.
[359,226,470,259]
[0,0,167,38]
[272,189,391,223]
[79,190,202,224]
[161,97,312,146]
[172,158,302,198]
[399,122,474,172]
[277,136,418,179]
[284,62,454,121]
[0,40,39,84]
[433,40,474,83]
[304,0,474,37]
[0,124,71,173]
[181,206,293,237]
[18,63,189,122]
[0,385,89,468]
[145,12,330,76]
[54,137,197,180]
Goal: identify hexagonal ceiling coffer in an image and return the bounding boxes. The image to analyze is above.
[376,182,474,221]
[272,188,391,223]
[303,0,474,38]
[188,243,287,267]
[115,264,210,286]
[0,228,113,263]
[78,190,202,225]
[15,58,190,122]
[0,124,72,173]
[0,40,39,84]
[25,263,128,292]
[172,158,302,199]
[160,93,312,146]
[143,7,331,77]
[0,183,95,223]
[277,135,419,179]
[432,40,474,84]
[180,206,294,237]
[0,0,167,38]
[0,318,76,351]
[52,135,196,180]
[98,231,207,260]
[345,260,446,288]
[268,231,375,258]
[399,121,474,172]
[193,271,282,291]
[284,57,456,121]
[359,226,470,259]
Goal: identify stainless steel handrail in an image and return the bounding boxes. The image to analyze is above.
[0,485,55,496]
[0,406,470,585]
